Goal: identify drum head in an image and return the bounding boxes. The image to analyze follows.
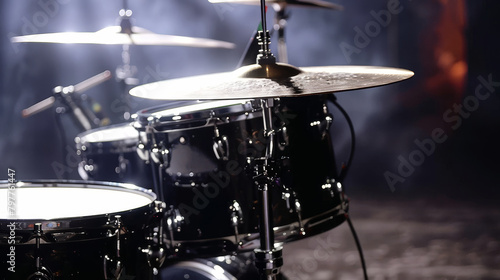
[76,122,138,146]
[0,181,156,220]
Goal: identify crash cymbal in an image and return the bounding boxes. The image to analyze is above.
[129,63,414,100]
[209,0,343,10]
[10,26,235,48]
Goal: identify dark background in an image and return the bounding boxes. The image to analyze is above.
[1,0,499,279]
[1,0,499,200]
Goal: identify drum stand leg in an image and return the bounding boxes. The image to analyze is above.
[253,98,284,280]
[28,223,52,280]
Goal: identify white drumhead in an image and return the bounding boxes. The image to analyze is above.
[77,123,138,143]
[0,182,155,220]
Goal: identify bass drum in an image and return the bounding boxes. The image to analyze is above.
[134,96,348,257]
[159,255,260,280]
[75,123,153,189]
[0,180,158,279]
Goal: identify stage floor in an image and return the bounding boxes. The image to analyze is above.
[281,195,500,280]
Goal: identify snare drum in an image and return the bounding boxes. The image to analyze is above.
[135,96,348,257]
[0,180,157,279]
[75,123,153,189]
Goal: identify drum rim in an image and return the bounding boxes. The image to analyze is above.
[0,179,157,221]
[75,122,139,145]
[132,99,259,130]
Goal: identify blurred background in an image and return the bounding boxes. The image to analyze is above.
[1,0,499,279]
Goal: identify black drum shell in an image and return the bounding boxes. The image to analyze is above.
[75,123,154,190]
[0,180,157,279]
[140,96,348,257]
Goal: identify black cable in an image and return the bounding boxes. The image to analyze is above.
[327,94,356,182]
[347,215,369,280]
[328,94,367,279]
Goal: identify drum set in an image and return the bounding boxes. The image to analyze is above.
[1,1,413,279]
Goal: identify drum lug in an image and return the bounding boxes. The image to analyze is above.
[104,215,124,280]
[229,200,243,245]
[310,103,333,139]
[142,244,166,276]
[321,178,338,198]
[115,155,129,176]
[136,141,150,163]
[165,206,184,249]
[77,160,95,180]
[281,188,292,210]
[277,125,289,149]
[282,188,305,236]
[150,143,171,167]
[213,125,230,161]
[294,198,305,236]
[142,201,167,273]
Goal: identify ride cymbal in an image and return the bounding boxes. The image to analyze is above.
[10,26,235,49]
[129,63,414,100]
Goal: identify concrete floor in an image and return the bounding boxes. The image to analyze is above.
[280,196,500,280]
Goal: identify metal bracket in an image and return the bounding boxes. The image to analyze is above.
[229,200,244,245]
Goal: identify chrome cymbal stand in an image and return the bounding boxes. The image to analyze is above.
[253,97,284,280]
[252,3,284,278]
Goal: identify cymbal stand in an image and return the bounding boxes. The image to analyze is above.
[253,97,283,280]
[116,0,139,120]
[252,2,284,277]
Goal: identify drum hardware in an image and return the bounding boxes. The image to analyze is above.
[281,187,305,236]
[116,155,130,176]
[165,206,184,250]
[22,70,111,131]
[148,124,171,167]
[321,178,341,199]
[136,140,150,163]
[146,124,170,199]
[315,102,334,140]
[142,201,168,276]
[28,223,53,280]
[213,124,230,161]
[229,200,244,245]
[212,0,343,62]
[78,160,96,180]
[251,96,284,279]
[103,215,124,279]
